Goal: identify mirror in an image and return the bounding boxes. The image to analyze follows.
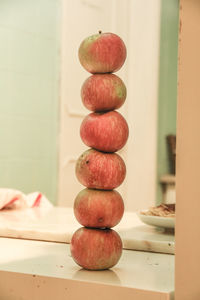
[0,0,178,212]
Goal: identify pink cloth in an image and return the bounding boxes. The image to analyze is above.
[0,188,53,210]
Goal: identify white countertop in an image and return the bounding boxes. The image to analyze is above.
[0,237,174,300]
[0,207,175,254]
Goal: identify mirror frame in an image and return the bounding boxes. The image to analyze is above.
[175,0,200,298]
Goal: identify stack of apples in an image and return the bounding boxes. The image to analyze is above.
[70,32,128,270]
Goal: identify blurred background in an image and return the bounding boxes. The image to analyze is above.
[0,0,178,211]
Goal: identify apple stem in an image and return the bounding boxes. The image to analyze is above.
[98,30,102,34]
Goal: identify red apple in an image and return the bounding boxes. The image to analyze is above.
[78,32,127,74]
[81,74,126,112]
[70,227,122,270]
[80,111,129,153]
[74,188,124,228]
[75,149,126,190]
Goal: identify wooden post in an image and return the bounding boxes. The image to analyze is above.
[176,0,200,299]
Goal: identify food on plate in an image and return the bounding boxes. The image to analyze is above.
[141,204,175,218]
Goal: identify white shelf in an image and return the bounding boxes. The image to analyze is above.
[0,237,174,300]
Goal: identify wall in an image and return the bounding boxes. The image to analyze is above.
[0,0,60,203]
[156,0,179,203]
[0,0,178,209]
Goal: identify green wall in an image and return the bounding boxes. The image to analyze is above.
[0,0,60,203]
[156,0,179,203]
